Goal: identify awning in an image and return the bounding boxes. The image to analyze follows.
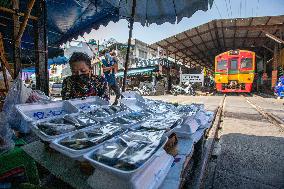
[116,67,157,77]
[106,0,214,26]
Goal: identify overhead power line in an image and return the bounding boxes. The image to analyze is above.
[214,1,222,19]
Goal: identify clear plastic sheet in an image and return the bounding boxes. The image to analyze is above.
[36,113,96,136]
[3,76,51,133]
[194,110,214,128]
[121,111,152,121]
[88,106,123,119]
[0,113,15,154]
[145,100,176,114]
[92,130,165,171]
[59,124,123,150]
[88,107,110,118]
[140,112,183,130]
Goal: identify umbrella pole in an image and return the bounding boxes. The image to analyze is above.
[122,0,136,92]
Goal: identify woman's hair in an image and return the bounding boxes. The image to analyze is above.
[69,52,91,69]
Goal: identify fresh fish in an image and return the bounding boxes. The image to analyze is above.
[91,130,164,171]
[63,115,81,127]
[88,108,109,118]
[58,125,123,150]
[37,122,76,135]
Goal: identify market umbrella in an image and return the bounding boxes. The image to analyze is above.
[105,0,214,91]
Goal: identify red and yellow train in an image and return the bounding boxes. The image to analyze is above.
[215,50,255,93]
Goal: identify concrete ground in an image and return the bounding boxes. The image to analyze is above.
[145,95,284,189]
[204,95,284,189]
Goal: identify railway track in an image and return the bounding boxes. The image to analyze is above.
[189,95,226,189]
[243,94,284,132]
[193,94,284,189]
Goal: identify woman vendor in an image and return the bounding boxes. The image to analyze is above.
[61,52,109,101]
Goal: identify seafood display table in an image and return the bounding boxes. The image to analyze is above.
[22,127,208,189]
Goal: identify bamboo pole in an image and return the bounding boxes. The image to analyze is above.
[0,6,37,20]
[15,0,36,46]
[122,0,136,92]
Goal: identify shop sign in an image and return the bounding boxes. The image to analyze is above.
[135,58,175,68]
[271,70,278,87]
[181,74,204,86]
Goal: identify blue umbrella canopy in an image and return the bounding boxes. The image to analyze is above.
[106,0,214,26]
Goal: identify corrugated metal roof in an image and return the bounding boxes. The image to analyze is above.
[150,15,284,71]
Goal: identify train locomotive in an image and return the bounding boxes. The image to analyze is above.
[215,50,255,93]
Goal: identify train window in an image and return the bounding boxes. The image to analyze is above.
[229,59,238,70]
[217,60,227,70]
[241,58,253,69]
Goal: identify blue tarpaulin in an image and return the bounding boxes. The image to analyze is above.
[46,0,119,45]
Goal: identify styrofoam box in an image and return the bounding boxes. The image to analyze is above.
[130,149,174,189]
[120,98,148,112]
[29,112,98,142]
[50,124,105,161]
[67,96,109,112]
[84,136,168,180]
[16,100,79,122]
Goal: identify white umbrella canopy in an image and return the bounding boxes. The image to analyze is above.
[106,0,214,26]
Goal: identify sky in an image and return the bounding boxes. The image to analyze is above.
[78,0,284,45]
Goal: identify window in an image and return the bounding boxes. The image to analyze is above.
[217,60,227,70]
[241,58,253,69]
[138,49,147,59]
[230,59,238,70]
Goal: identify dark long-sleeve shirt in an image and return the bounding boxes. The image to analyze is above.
[61,74,109,101]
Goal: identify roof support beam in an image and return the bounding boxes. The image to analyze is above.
[221,21,226,50]
[0,6,37,20]
[213,20,223,52]
[161,22,283,49]
[163,38,211,69]
[195,27,215,60]
[263,31,284,44]
[225,24,283,31]
[207,23,219,52]
[15,0,36,46]
[12,0,21,79]
[233,19,237,49]
[183,32,213,64]
[242,18,254,47]
[169,37,268,55]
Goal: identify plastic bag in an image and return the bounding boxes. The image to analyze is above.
[0,113,15,154]
[92,130,165,171]
[3,76,51,133]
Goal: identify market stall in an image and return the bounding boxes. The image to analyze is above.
[14,92,216,189]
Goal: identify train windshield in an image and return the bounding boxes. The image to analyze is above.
[217,60,227,70]
[241,58,253,69]
[229,59,238,71]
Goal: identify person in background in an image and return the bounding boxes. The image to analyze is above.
[61,52,109,101]
[101,49,121,105]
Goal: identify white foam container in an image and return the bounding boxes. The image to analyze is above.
[50,124,108,161]
[29,112,100,142]
[68,96,109,112]
[130,149,174,189]
[84,135,168,180]
[16,100,79,122]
